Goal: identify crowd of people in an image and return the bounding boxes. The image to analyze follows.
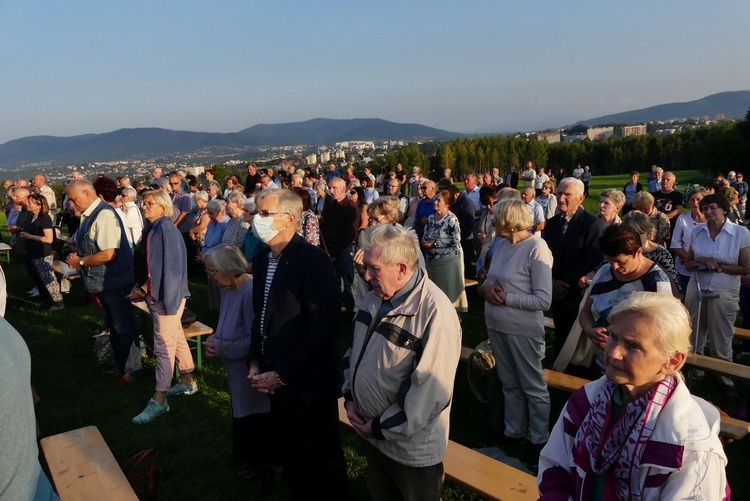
[2,160,745,500]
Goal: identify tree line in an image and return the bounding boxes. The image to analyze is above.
[366,107,750,180]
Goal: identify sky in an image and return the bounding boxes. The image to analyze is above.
[1,0,749,144]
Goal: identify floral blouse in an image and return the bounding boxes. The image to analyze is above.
[422,211,461,259]
[298,209,320,246]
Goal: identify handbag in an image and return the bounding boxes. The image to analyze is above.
[122,449,160,501]
[467,339,496,403]
[180,307,197,327]
[93,332,114,364]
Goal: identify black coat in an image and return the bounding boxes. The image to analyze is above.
[250,233,343,407]
[543,207,604,294]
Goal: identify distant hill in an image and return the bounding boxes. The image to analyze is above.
[0,118,461,167]
[575,90,750,126]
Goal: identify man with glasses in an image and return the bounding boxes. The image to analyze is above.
[415,180,437,239]
[321,177,358,311]
[248,189,351,497]
[385,180,408,223]
[169,173,195,262]
[65,179,139,380]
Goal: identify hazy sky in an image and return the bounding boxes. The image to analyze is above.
[1,1,748,144]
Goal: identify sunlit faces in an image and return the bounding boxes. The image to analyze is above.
[604,313,676,400]
[433,196,449,214]
[557,183,584,216]
[142,197,165,222]
[687,193,704,212]
[363,246,407,300]
[662,173,676,191]
[702,202,726,223]
[599,196,619,218]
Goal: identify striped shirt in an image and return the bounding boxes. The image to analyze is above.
[259,251,282,353]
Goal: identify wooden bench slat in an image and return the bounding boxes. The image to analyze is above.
[41,426,138,501]
[733,326,750,341]
[337,399,537,501]
[460,347,750,441]
[686,353,750,382]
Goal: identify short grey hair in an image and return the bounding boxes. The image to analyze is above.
[121,187,137,199]
[608,291,691,368]
[203,244,249,278]
[255,189,303,231]
[358,224,419,271]
[243,197,257,211]
[496,187,521,201]
[558,177,584,196]
[225,191,247,206]
[207,199,227,213]
[493,198,532,232]
[600,188,626,209]
[208,181,221,191]
[194,190,209,203]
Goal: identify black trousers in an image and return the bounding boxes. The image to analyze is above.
[270,397,351,500]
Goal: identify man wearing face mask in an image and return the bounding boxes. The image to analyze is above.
[247,189,351,499]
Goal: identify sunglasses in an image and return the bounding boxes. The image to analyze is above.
[420,186,428,191]
[256,209,288,218]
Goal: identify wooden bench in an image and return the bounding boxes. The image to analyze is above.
[733,326,750,341]
[40,426,138,501]
[132,301,213,371]
[686,352,750,383]
[337,399,538,501]
[460,347,750,442]
[464,279,479,288]
[0,242,10,264]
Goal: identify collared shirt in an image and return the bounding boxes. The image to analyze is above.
[171,190,194,233]
[526,200,546,236]
[691,220,750,292]
[38,185,57,213]
[80,198,122,250]
[376,267,423,323]
[464,186,481,215]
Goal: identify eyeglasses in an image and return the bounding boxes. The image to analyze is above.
[368,215,386,224]
[142,201,157,207]
[169,182,181,186]
[388,184,399,188]
[349,190,357,195]
[256,209,289,218]
[419,186,428,191]
[205,268,219,277]
[542,186,550,191]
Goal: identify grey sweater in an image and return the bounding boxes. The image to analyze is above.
[483,235,553,337]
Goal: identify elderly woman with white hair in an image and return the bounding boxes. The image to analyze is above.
[539,292,729,500]
[130,189,196,424]
[119,186,144,249]
[222,192,250,248]
[480,198,553,449]
[202,245,271,478]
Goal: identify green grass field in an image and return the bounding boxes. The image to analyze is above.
[6,168,750,500]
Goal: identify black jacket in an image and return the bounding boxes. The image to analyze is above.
[543,207,604,294]
[250,234,343,407]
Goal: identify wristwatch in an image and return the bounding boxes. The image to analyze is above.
[716,263,723,273]
[78,258,85,268]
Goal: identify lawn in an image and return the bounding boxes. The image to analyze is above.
[5,168,750,500]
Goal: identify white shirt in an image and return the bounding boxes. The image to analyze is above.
[521,168,536,187]
[691,220,750,291]
[526,200,546,236]
[670,212,703,276]
[534,173,549,190]
[464,186,481,215]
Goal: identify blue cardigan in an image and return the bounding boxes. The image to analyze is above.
[147,216,190,315]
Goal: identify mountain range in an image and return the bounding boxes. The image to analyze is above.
[1,91,749,168]
[0,118,460,168]
[574,90,750,126]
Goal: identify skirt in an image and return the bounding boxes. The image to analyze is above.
[425,251,468,313]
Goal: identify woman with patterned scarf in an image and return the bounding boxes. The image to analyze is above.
[538,292,729,500]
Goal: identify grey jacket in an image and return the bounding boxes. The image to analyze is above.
[342,273,462,467]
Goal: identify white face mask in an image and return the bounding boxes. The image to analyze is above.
[252,214,279,243]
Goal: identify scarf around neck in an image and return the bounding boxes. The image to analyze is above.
[573,375,678,499]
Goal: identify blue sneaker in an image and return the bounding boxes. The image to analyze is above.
[132,398,169,424]
[166,381,198,397]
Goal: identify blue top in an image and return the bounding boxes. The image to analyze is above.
[203,215,229,253]
[147,216,190,315]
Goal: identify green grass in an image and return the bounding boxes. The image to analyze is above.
[5,171,750,500]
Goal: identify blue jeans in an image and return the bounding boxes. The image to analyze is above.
[98,284,139,373]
